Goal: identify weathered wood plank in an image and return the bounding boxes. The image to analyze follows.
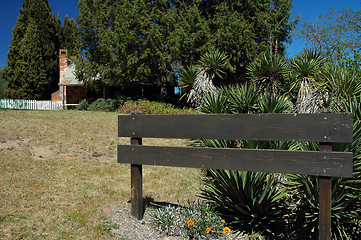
[117,145,353,178]
[118,113,353,142]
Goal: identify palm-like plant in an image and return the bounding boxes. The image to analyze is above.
[186,50,231,106]
[178,65,199,101]
[200,86,230,114]
[247,53,288,93]
[289,49,325,113]
[257,92,293,113]
[198,49,230,80]
[320,62,361,102]
[201,170,288,237]
[289,49,324,83]
[199,85,294,238]
[228,83,259,114]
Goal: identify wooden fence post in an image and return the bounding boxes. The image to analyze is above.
[130,111,143,219]
[319,142,332,240]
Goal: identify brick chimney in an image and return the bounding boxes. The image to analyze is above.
[59,49,68,84]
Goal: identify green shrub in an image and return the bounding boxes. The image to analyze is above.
[87,98,128,112]
[118,99,197,115]
[88,99,109,111]
[76,100,89,111]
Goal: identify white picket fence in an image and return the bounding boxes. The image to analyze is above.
[0,99,63,110]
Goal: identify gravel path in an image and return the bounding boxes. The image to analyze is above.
[109,203,246,240]
[110,206,184,240]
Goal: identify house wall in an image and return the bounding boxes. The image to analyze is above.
[51,89,62,102]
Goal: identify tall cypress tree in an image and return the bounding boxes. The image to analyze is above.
[5,0,60,100]
[201,0,297,84]
[76,0,296,97]
[60,15,80,56]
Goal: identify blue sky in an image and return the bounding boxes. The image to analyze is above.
[0,0,360,68]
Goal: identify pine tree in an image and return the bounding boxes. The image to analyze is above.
[60,15,80,56]
[76,0,296,97]
[5,0,60,100]
[0,67,6,99]
[202,0,297,84]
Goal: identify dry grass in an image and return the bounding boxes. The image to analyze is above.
[0,109,202,239]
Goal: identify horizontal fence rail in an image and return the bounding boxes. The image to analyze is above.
[118,113,353,142]
[118,145,353,178]
[0,99,63,110]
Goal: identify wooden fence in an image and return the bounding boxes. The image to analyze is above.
[0,99,63,110]
[117,112,354,240]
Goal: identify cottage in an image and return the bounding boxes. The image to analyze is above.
[51,49,86,108]
[51,49,176,107]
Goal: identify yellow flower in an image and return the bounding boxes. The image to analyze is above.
[206,227,211,233]
[223,227,231,234]
[221,220,226,224]
[187,220,194,226]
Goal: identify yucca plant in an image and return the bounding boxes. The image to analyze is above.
[200,87,231,114]
[256,92,293,113]
[289,49,325,113]
[283,95,361,239]
[198,88,294,238]
[201,170,288,238]
[198,49,230,80]
[228,83,259,114]
[179,65,199,101]
[247,53,288,93]
[321,63,361,102]
[185,50,231,106]
[200,83,261,114]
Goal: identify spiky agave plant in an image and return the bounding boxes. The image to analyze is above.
[283,96,361,239]
[289,49,325,113]
[201,170,288,237]
[178,66,199,102]
[256,92,293,113]
[200,86,231,114]
[198,49,230,80]
[246,53,288,93]
[198,88,295,238]
[228,83,259,114]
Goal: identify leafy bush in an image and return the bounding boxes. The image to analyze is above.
[118,99,198,115]
[76,100,89,110]
[86,98,128,112]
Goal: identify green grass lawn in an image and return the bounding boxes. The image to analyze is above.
[0,109,202,239]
